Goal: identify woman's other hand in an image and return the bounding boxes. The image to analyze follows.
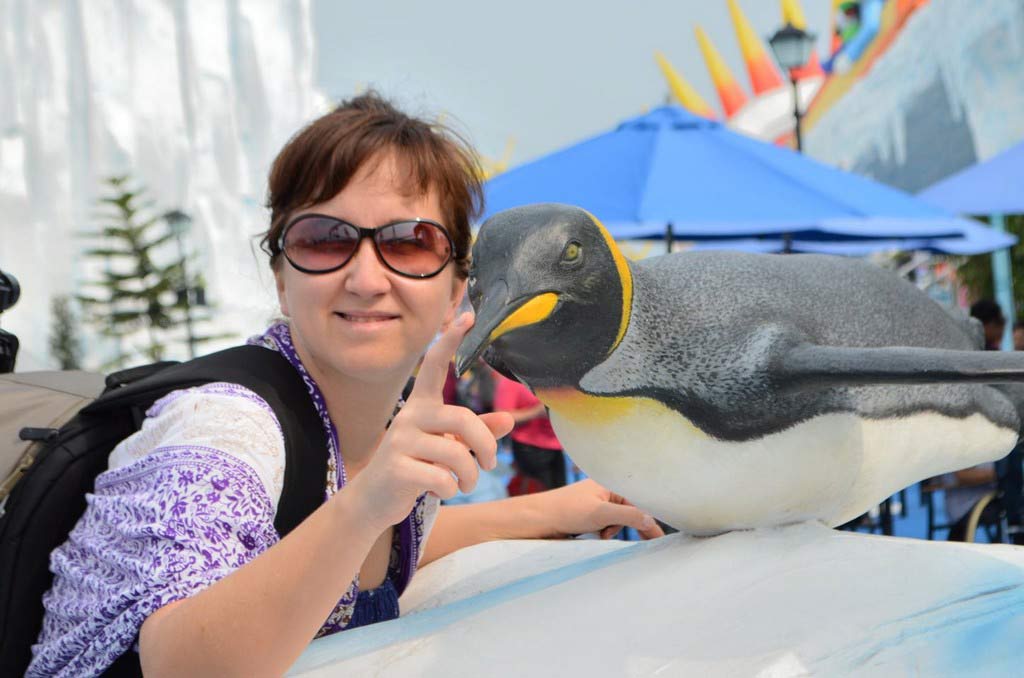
[541,479,664,540]
[344,313,514,533]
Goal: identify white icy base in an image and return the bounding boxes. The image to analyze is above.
[289,523,1024,677]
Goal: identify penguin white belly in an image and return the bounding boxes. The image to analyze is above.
[537,391,1016,535]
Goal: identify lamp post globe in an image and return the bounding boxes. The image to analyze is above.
[768,23,816,154]
[162,209,192,237]
[162,209,197,358]
[768,23,816,72]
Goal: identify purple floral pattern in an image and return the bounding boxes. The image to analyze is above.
[29,447,277,677]
[29,322,436,677]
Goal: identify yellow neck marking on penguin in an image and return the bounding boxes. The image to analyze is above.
[534,387,708,439]
[487,292,559,344]
[585,211,632,354]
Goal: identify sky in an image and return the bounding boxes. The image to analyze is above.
[313,0,834,168]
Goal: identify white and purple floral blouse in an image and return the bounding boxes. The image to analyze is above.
[28,322,438,677]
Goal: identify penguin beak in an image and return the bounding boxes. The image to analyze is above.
[455,295,508,377]
[455,288,560,376]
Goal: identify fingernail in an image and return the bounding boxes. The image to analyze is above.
[641,514,655,530]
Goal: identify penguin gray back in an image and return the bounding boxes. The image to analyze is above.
[580,250,1020,441]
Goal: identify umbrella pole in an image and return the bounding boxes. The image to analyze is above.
[991,212,1016,350]
[782,232,793,254]
[666,222,674,254]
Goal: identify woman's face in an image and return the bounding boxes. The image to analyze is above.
[275,153,466,387]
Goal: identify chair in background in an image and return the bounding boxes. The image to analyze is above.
[962,490,1010,543]
[962,443,1024,544]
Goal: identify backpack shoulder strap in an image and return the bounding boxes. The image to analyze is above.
[84,345,328,537]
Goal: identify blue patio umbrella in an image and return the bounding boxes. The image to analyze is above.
[685,219,1016,256]
[484,106,983,244]
[918,138,1024,349]
[918,140,1024,215]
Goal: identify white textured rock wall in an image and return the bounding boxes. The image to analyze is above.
[0,0,326,368]
[805,0,1024,191]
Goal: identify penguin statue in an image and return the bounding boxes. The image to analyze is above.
[456,203,1024,535]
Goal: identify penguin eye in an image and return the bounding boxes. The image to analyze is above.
[561,241,583,265]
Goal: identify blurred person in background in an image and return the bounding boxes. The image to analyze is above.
[942,298,1012,541]
[970,298,1006,351]
[1013,321,1024,351]
[494,374,567,495]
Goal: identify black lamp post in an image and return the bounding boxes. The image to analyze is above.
[768,23,816,153]
[163,209,197,359]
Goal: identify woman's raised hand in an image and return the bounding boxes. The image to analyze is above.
[345,313,515,534]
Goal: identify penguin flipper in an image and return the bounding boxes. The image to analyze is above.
[778,344,1024,393]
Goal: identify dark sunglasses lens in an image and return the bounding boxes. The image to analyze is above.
[283,217,358,272]
[376,221,452,276]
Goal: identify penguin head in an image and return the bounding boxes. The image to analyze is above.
[455,203,632,388]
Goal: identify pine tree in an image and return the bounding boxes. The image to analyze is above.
[48,295,82,369]
[77,175,229,369]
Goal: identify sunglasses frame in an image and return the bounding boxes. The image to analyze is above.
[278,213,455,279]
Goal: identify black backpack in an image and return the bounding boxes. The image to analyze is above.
[0,345,328,676]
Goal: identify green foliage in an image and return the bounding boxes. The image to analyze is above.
[77,175,232,369]
[954,215,1024,315]
[48,295,82,370]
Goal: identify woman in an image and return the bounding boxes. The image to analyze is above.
[30,93,660,677]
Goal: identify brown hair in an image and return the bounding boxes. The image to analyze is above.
[261,92,482,278]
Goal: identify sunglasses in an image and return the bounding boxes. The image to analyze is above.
[279,214,454,278]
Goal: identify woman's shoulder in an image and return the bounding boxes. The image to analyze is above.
[108,382,288,507]
[148,381,283,426]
